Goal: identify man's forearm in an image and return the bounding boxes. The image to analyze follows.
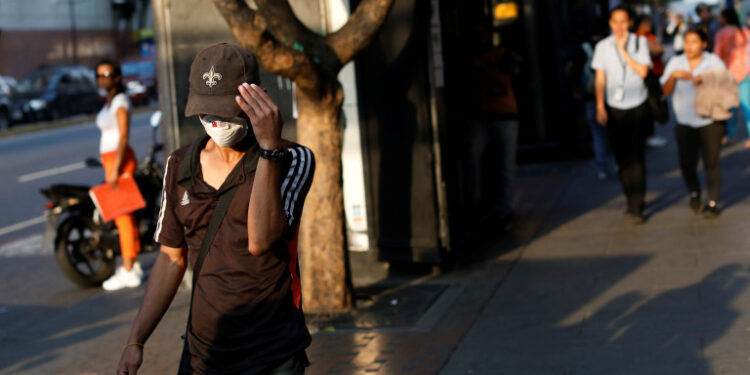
[623,53,649,78]
[595,71,606,109]
[127,252,186,344]
[247,158,286,255]
[662,74,676,95]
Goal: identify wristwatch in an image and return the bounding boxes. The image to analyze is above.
[259,147,287,161]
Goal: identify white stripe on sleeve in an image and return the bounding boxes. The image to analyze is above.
[153,155,172,242]
[284,147,307,214]
[288,147,313,225]
[281,148,299,199]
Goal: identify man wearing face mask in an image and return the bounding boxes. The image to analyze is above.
[116,43,315,375]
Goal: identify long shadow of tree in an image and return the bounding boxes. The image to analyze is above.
[464,263,750,374]
[0,257,164,373]
[577,264,749,374]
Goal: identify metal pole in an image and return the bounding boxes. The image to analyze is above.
[69,0,78,65]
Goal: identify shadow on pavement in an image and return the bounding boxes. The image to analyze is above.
[0,289,144,373]
[716,148,750,211]
[444,261,749,374]
[574,264,749,374]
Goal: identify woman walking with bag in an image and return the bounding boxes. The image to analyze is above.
[661,28,727,217]
[592,6,652,223]
[713,8,750,147]
[95,60,143,290]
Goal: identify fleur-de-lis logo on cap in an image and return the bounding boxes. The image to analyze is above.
[202,65,222,88]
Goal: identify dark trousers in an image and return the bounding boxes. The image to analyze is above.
[606,103,649,214]
[465,119,519,219]
[674,123,723,202]
[178,342,307,375]
[585,100,614,172]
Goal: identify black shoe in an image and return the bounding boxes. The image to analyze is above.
[689,197,704,214]
[704,204,720,219]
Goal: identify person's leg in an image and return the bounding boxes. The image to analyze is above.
[739,78,750,146]
[726,108,738,143]
[101,148,141,271]
[100,148,142,290]
[117,148,140,271]
[699,122,724,204]
[627,103,648,214]
[674,124,702,197]
[492,119,519,220]
[606,107,638,213]
[464,121,489,219]
[115,214,140,269]
[586,100,611,175]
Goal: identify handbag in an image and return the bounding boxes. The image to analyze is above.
[637,37,669,124]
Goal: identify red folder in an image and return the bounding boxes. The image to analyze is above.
[89,175,146,222]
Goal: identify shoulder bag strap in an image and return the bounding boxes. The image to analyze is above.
[183,183,240,339]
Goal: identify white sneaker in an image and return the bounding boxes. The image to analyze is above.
[132,261,143,278]
[102,266,142,291]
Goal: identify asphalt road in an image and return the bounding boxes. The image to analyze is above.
[0,112,177,374]
[0,110,300,375]
[0,112,159,252]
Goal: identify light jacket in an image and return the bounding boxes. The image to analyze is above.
[694,69,739,121]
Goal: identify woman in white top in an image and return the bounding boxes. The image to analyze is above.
[95,60,143,290]
[591,5,652,223]
[660,28,726,218]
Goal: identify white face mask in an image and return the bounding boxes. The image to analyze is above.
[97,88,108,98]
[199,114,249,147]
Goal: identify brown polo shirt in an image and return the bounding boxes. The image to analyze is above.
[154,136,315,374]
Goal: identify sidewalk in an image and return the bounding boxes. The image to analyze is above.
[26,127,750,375]
[307,127,750,374]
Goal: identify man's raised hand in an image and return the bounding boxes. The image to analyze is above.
[235,83,282,150]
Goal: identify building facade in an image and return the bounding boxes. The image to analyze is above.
[0,0,152,79]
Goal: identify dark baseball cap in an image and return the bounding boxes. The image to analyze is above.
[185,42,260,118]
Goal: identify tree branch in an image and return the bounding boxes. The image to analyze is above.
[254,0,341,74]
[255,0,315,48]
[325,0,395,65]
[211,0,316,85]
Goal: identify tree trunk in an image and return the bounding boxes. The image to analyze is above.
[211,0,395,313]
[295,82,351,312]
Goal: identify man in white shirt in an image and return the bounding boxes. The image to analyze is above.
[592,5,653,223]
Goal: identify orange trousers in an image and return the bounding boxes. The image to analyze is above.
[101,147,141,259]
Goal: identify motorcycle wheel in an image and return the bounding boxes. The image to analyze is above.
[54,216,116,287]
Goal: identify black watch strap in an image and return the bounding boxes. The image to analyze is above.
[259,147,287,161]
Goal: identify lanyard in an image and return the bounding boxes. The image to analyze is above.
[614,34,631,83]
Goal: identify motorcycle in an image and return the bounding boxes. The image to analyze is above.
[40,111,164,287]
